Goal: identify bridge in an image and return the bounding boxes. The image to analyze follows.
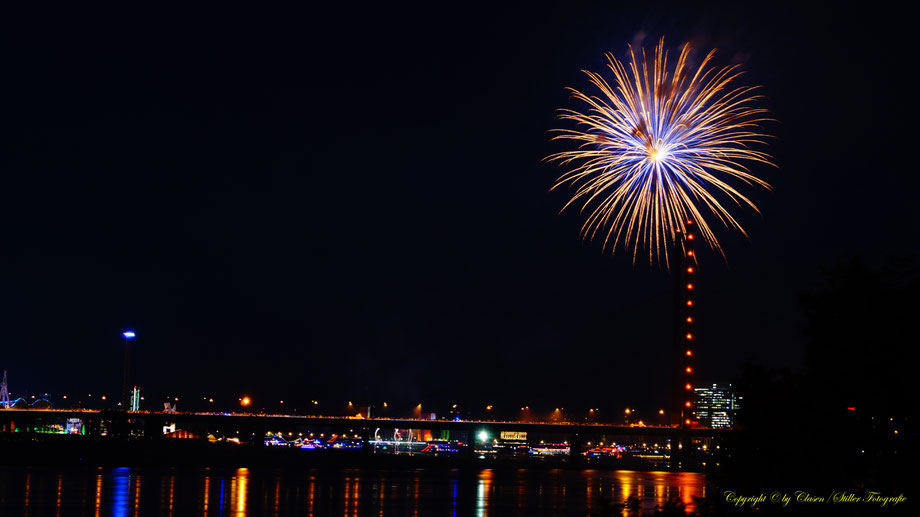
[0,409,729,436]
[1,408,729,469]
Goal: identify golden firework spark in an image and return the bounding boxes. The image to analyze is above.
[547,38,775,266]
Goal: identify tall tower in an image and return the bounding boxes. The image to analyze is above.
[671,220,697,428]
[0,370,9,409]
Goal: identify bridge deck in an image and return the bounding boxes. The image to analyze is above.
[1,409,728,437]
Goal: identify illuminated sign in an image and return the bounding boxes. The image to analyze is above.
[500,431,527,440]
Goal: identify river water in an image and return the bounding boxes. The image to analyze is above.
[0,466,706,515]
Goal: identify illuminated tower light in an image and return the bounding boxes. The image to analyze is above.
[677,219,697,430]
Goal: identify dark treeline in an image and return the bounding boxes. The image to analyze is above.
[716,256,916,504]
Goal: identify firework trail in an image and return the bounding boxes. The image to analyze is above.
[546,38,774,266]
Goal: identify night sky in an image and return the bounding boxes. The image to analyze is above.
[1,4,915,417]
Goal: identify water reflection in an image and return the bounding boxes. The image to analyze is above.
[232,467,248,515]
[168,473,176,515]
[202,475,210,514]
[476,469,492,517]
[450,478,458,517]
[411,471,420,517]
[584,469,595,514]
[55,473,63,517]
[111,467,130,517]
[272,473,281,515]
[607,470,705,514]
[1,466,705,516]
[23,470,31,515]
[218,478,226,513]
[94,471,102,517]
[132,473,142,516]
[343,471,353,516]
[306,475,315,517]
[375,473,383,517]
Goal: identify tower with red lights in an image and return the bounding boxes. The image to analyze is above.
[671,220,697,428]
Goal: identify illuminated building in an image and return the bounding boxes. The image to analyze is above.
[692,384,742,428]
[495,431,529,455]
[0,370,9,409]
[130,387,141,412]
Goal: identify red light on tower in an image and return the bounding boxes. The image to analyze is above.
[677,217,697,431]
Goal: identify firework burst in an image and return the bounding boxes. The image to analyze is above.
[547,38,774,266]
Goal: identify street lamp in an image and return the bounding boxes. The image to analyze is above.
[121,330,136,409]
